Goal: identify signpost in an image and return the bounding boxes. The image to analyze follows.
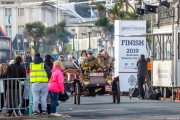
[114,20,146,91]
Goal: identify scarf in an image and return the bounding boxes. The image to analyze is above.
[102,55,109,61]
[86,56,94,64]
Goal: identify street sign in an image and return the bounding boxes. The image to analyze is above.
[114,20,146,91]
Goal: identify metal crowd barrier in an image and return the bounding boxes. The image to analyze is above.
[0,78,29,116]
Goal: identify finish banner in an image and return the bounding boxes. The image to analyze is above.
[114,20,146,91]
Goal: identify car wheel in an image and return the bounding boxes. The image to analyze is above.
[116,81,120,103]
[75,82,80,105]
[73,93,76,104]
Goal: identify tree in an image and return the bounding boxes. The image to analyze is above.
[24,21,45,53]
[95,0,143,34]
[94,17,114,37]
[146,20,151,44]
[107,1,139,22]
[44,21,71,55]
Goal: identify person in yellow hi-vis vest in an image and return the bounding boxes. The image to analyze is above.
[146,58,152,82]
[30,53,51,115]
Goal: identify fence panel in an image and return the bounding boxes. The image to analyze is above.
[0,78,29,116]
[146,33,172,60]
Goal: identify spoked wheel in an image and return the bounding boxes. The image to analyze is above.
[73,94,76,104]
[115,81,120,103]
[75,82,80,105]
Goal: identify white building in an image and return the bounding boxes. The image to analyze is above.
[0,0,114,57]
[0,0,58,40]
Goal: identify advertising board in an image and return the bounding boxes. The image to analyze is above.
[114,20,146,91]
[153,60,172,87]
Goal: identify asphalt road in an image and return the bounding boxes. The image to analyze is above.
[36,95,180,120]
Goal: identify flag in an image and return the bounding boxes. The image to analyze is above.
[91,9,97,18]
[8,13,11,24]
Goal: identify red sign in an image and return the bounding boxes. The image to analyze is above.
[105,85,110,92]
[88,73,104,76]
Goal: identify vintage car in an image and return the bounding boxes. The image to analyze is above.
[61,60,82,93]
[71,69,120,105]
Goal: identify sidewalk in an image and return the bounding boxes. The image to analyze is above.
[0,114,71,120]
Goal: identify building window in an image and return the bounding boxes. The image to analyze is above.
[18,8,24,16]
[18,25,24,32]
[0,39,10,50]
[5,8,12,16]
[31,8,36,17]
[5,25,12,38]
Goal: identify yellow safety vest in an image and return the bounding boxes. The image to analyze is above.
[30,63,48,83]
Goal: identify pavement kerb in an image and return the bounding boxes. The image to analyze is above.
[0,114,71,120]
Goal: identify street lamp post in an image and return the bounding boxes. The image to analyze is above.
[87,26,92,50]
[97,39,103,51]
[17,39,21,55]
[24,38,27,54]
[29,40,34,115]
[71,29,75,51]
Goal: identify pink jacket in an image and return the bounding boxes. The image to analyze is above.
[48,67,64,92]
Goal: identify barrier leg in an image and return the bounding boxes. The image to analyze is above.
[29,83,33,115]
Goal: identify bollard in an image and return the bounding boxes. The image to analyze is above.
[29,83,33,115]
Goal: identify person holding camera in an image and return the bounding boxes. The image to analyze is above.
[137,54,148,100]
[48,61,64,117]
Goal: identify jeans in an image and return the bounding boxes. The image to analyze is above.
[49,91,59,113]
[138,76,145,98]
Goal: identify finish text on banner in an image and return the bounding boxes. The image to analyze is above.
[119,37,146,72]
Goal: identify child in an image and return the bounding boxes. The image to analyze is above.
[48,61,64,116]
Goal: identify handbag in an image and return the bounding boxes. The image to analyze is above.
[58,91,69,102]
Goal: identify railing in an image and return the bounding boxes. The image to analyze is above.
[146,33,172,60]
[0,78,29,116]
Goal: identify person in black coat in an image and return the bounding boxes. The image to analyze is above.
[5,56,26,88]
[44,55,53,70]
[4,56,26,116]
[137,54,148,99]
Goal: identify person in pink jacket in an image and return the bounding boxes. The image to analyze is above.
[48,61,64,116]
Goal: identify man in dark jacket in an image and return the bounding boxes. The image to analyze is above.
[30,53,51,115]
[137,54,148,99]
[26,51,32,63]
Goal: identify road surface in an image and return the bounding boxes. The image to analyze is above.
[51,95,180,120]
